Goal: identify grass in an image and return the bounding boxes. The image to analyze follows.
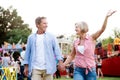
[98,77,120,80]
[54,77,120,80]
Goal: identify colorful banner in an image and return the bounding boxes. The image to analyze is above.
[0,67,17,80]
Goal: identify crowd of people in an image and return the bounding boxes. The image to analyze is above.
[0,10,117,80]
[95,35,120,59]
[0,47,29,80]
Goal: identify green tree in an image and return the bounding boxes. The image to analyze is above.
[113,28,120,38]
[0,6,31,47]
[102,36,114,50]
[99,27,120,50]
[7,25,31,43]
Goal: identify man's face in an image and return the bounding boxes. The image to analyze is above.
[37,18,48,32]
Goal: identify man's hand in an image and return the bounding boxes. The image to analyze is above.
[24,64,29,77]
[58,60,66,72]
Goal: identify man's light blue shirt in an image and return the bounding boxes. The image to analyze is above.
[24,32,63,75]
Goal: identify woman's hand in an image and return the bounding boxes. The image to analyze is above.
[106,10,116,17]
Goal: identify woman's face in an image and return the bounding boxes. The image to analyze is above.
[75,26,81,35]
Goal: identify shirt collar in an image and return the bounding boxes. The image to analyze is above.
[79,34,89,40]
[35,31,47,35]
[85,34,89,40]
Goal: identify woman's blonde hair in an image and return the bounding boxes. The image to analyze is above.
[75,21,89,33]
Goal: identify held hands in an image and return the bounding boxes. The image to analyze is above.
[58,61,66,72]
[106,10,116,17]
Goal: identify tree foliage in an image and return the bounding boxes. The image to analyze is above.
[102,36,114,50]
[0,6,32,46]
[101,28,120,50]
[113,28,120,38]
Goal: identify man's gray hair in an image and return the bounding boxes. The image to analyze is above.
[35,16,46,24]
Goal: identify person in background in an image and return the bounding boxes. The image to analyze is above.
[69,62,74,78]
[0,57,3,75]
[24,16,63,80]
[113,35,120,56]
[62,10,116,80]
[55,65,61,79]
[107,43,113,57]
[2,53,11,67]
[96,55,103,78]
[0,57,3,67]
[20,46,26,79]
[12,51,23,80]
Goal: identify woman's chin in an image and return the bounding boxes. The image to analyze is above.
[76,33,79,35]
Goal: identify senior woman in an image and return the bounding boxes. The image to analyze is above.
[62,10,116,80]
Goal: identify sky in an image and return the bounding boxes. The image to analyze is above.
[0,0,120,39]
